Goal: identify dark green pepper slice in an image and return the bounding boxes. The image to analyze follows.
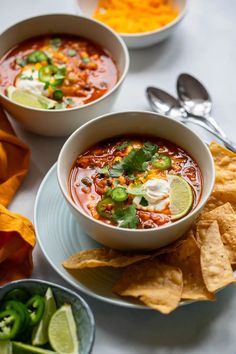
[96,197,114,219]
[152,154,172,170]
[4,301,30,335]
[0,309,21,340]
[4,288,29,303]
[27,50,48,64]
[53,89,64,101]
[26,295,45,326]
[111,187,128,202]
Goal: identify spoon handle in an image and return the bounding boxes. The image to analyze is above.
[180,117,236,153]
[201,114,228,139]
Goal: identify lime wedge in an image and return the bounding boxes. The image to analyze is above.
[6,86,56,109]
[0,340,12,354]
[32,288,57,346]
[12,342,56,354]
[168,175,193,220]
[48,304,79,354]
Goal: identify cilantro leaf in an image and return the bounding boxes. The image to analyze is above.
[96,166,110,176]
[67,48,77,57]
[110,143,158,177]
[109,161,124,177]
[16,57,27,67]
[20,75,33,80]
[116,141,130,151]
[49,38,62,50]
[143,141,158,155]
[112,205,139,229]
[140,197,148,206]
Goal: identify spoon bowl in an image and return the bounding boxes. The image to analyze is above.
[177,73,212,117]
[146,87,186,119]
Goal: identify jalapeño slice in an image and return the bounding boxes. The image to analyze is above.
[26,295,45,326]
[38,65,65,87]
[27,50,48,64]
[4,301,30,335]
[111,187,128,202]
[152,154,172,170]
[96,197,114,219]
[4,288,29,303]
[0,309,21,340]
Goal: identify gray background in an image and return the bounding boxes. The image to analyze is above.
[1,0,236,353]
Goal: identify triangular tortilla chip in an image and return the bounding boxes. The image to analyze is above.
[200,203,236,263]
[196,220,235,292]
[63,248,151,269]
[161,232,214,301]
[113,259,183,314]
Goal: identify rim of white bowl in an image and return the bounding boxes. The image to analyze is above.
[57,110,216,234]
[0,14,129,113]
[78,0,188,38]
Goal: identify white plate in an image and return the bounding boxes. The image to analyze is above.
[34,163,147,309]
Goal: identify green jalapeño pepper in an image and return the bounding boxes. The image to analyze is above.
[111,187,128,202]
[27,50,48,64]
[38,65,65,88]
[0,309,21,340]
[4,288,29,303]
[4,301,29,335]
[38,65,58,84]
[152,154,172,170]
[26,295,45,326]
[96,197,115,219]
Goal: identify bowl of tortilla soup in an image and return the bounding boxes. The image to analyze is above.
[57,111,215,250]
[0,14,129,136]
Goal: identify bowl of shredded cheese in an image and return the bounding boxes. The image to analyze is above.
[76,0,188,48]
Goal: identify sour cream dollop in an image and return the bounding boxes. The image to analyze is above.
[133,178,170,212]
[15,69,47,96]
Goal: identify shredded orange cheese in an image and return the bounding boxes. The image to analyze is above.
[93,0,179,34]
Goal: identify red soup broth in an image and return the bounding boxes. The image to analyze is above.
[69,136,202,229]
[0,34,118,108]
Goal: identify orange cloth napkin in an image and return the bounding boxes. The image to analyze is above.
[0,107,36,285]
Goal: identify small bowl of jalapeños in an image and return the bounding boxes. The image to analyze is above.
[0,279,95,354]
[0,14,129,136]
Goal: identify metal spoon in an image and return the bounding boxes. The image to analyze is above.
[146,87,236,152]
[177,73,228,139]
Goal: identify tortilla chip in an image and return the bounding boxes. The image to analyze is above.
[196,220,235,292]
[113,259,183,314]
[161,232,214,301]
[209,142,236,209]
[63,248,151,269]
[200,203,236,263]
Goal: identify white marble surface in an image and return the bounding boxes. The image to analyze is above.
[1,1,236,353]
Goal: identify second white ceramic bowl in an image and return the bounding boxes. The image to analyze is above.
[77,0,188,49]
[57,111,215,251]
[0,14,129,136]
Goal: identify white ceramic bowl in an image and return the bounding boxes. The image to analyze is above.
[77,0,188,49]
[57,111,215,251]
[0,14,129,136]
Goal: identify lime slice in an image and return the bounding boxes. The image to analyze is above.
[0,341,12,354]
[168,175,193,220]
[48,304,79,354]
[6,86,56,109]
[32,288,57,346]
[12,342,56,354]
